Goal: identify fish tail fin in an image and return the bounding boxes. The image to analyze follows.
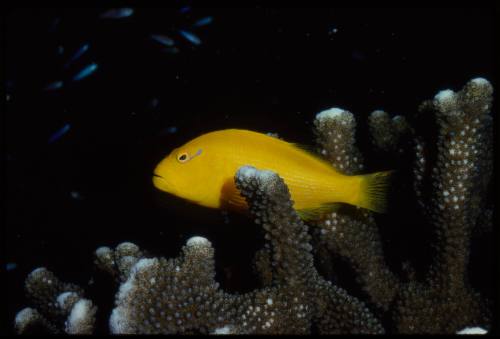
[356,170,393,213]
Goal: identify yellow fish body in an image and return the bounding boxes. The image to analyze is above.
[153,129,390,219]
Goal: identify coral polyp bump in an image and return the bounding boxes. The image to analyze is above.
[14,78,494,334]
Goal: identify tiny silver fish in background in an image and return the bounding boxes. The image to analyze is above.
[179,6,191,14]
[72,63,98,81]
[179,30,201,45]
[64,43,90,68]
[158,126,178,136]
[44,80,64,91]
[164,126,178,134]
[6,263,17,271]
[193,16,213,27]
[151,34,175,47]
[48,123,71,144]
[329,27,339,35]
[100,8,134,19]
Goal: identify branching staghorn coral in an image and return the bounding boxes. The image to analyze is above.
[368,110,411,154]
[391,78,493,333]
[100,166,383,334]
[14,77,493,334]
[311,77,493,333]
[14,267,97,334]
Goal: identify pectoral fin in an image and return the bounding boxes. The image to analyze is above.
[220,179,248,211]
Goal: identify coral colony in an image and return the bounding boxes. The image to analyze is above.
[14,78,493,334]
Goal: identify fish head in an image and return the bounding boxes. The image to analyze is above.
[153,140,207,204]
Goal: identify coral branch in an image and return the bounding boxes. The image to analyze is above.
[14,267,96,334]
[313,107,400,310]
[392,78,493,333]
[368,110,411,153]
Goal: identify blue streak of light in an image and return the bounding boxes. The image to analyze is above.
[44,81,64,91]
[72,63,98,81]
[6,263,17,271]
[151,34,175,47]
[48,123,71,144]
[193,16,213,27]
[64,43,90,68]
[100,8,134,19]
[179,30,201,45]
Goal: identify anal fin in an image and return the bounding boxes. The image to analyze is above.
[297,203,341,221]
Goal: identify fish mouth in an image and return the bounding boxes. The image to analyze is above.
[152,174,174,193]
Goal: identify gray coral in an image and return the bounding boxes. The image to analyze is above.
[312,78,493,333]
[14,267,96,334]
[368,110,411,153]
[391,78,493,333]
[14,77,493,334]
[104,166,383,334]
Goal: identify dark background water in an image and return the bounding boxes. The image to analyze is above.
[4,6,496,334]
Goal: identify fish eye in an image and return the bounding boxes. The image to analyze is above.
[177,152,190,163]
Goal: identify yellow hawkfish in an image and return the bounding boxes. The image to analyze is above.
[153,129,391,220]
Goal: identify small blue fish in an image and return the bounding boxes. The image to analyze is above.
[65,43,90,68]
[48,123,71,144]
[166,126,178,134]
[159,126,178,135]
[6,263,17,271]
[179,30,201,45]
[193,16,213,27]
[72,63,98,81]
[44,81,64,91]
[151,34,175,47]
[57,45,64,55]
[100,8,134,19]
